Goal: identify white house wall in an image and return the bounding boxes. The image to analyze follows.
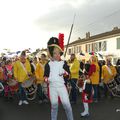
[65,34,120,62]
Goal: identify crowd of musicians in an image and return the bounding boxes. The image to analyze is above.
[0,52,49,105]
[0,50,120,117]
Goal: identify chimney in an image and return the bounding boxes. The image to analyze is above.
[113,26,119,31]
[86,32,90,39]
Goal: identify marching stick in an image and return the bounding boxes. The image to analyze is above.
[64,14,76,57]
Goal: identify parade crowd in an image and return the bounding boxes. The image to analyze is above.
[0,37,120,119]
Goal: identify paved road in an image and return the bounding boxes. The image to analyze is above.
[0,96,120,120]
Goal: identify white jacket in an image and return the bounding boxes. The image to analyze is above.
[48,60,65,88]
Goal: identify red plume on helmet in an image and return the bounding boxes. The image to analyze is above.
[58,33,64,51]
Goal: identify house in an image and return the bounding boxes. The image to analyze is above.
[65,27,120,64]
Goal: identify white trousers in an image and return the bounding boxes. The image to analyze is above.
[49,85,74,120]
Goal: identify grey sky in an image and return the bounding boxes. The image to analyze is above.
[36,0,120,43]
[0,0,120,50]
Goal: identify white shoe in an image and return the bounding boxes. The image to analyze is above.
[81,111,89,117]
[23,100,29,105]
[18,100,23,106]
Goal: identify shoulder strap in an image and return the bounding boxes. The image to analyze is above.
[105,65,113,75]
[20,62,28,76]
[31,63,36,70]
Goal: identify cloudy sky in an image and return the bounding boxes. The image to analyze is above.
[0,0,120,51]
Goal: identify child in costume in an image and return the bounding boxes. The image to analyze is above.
[81,57,93,117]
[44,34,74,120]
[5,59,15,99]
[81,77,93,117]
[14,51,31,105]
[81,55,99,117]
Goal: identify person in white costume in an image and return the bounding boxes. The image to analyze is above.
[44,34,74,120]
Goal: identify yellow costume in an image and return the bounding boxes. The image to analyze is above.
[69,58,80,79]
[35,63,44,84]
[13,60,31,83]
[102,65,117,84]
[89,56,100,85]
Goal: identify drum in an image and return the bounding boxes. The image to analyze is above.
[7,79,18,92]
[115,75,120,85]
[22,77,37,100]
[107,79,120,97]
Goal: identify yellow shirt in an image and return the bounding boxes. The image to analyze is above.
[35,63,44,84]
[89,63,100,85]
[13,60,31,83]
[102,65,117,84]
[69,58,80,79]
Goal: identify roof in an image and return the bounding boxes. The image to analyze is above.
[68,28,120,46]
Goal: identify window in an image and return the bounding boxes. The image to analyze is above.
[99,42,102,51]
[113,58,118,65]
[117,38,120,49]
[77,46,79,53]
[86,44,89,53]
[92,43,94,51]
[94,43,98,52]
[74,46,78,53]
[90,44,92,52]
[86,44,92,53]
[79,46,81,53]
[74,46,81,53]
[85,44,87,52]
[88,44,90,52]
[102,41,107,51]
[74,47,76,53]
[72,48,74,54]
[68,48,72,55]
[93,41,106,52]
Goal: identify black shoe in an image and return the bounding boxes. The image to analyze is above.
[8,96,14,101]
[81,114,89,117]
[81,113,89,117]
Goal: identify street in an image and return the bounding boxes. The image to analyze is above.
[0,96,120,120]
